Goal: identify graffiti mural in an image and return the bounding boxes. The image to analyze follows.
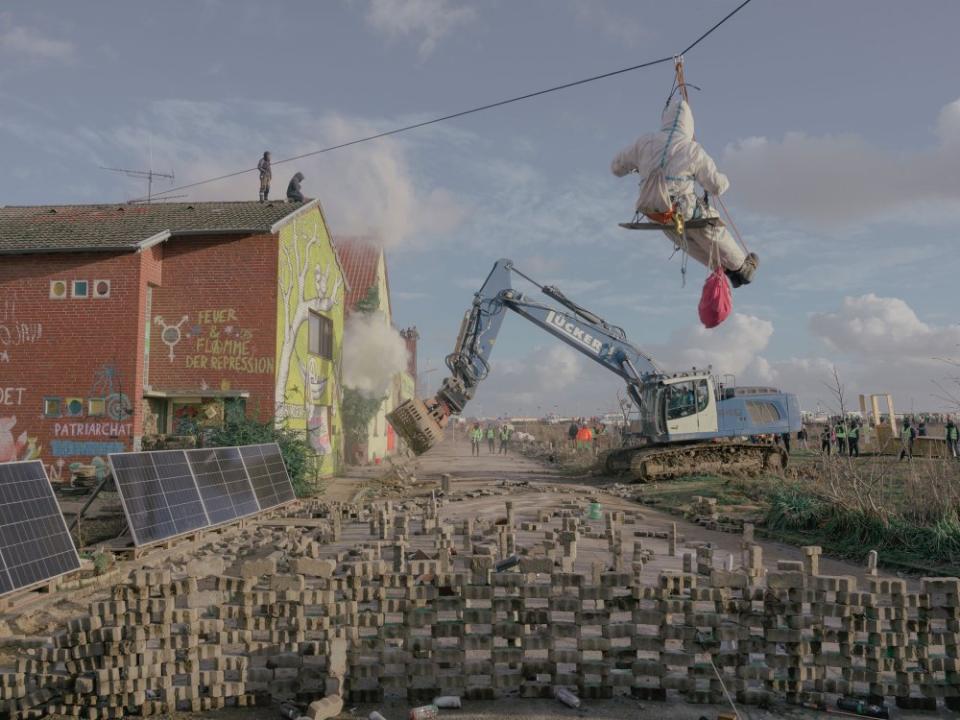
[0,294,42,362]
[0,416,40,462]
[182,308,274,375]
[276,211,345,477]
[154,315,189,361]
[91,363,132,421]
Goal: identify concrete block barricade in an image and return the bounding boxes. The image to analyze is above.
[3,502,960,717]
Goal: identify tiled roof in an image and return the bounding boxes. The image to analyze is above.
[332,236,387,312]
[0,200,315,254]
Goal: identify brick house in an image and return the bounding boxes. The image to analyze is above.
[0,200,347,478]
[332,236,416,464]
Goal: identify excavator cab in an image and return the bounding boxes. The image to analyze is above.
[641,373,719,441]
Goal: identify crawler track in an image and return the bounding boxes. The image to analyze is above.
[603,441,787,482]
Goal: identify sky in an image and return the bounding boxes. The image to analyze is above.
[2,0,960,418]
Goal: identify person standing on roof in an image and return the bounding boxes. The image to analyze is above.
[286,172,305,202]
[611,98,759,288]
[257,151,272,202]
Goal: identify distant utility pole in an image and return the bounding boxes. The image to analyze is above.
[100,166,174,203]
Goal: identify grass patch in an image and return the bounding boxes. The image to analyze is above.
[763,455,960,569]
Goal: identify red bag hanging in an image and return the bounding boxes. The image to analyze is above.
[698,241,732,328]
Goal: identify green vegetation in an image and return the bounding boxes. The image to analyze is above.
[92,551,112,576]
[206,416,322,497]
[341,387,385,445]
[354,285,380,314]
[619,453,960,573]
[765,479,960,568]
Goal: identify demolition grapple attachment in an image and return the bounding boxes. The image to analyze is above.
[386,397,448,455]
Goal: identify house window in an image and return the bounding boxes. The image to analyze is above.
[72,280,89,298]
[43,398,62,417]
[64,397,84,417]
[308,312,333,360]
[88,398,106,417]
[50,280,68,299]
[93,280,111,299]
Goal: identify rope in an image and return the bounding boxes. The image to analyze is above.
[674,56,751,254]
[136,0,756,202]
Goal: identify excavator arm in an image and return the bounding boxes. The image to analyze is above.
[388,258,662,454]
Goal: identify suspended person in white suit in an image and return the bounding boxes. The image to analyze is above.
[611,98,759,287]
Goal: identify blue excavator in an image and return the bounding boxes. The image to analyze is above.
[387,259,801,481]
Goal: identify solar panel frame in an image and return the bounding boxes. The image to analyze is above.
[108,450,210,547]
[0,460,80,595]
[185,446,261,526]
[238,442,296,510]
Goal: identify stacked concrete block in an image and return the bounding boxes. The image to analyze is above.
[5,506,960,717]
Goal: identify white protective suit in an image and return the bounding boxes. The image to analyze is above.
[611,99,746,274]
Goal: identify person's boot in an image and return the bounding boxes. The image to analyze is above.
[725,252,759,288]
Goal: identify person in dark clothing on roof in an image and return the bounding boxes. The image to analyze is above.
[257,151,271,202]
[286,172,305,202]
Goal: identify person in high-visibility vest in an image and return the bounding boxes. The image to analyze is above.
[898,419,916,461]
[847,421,860,457]
[835,422,847,455]
[499,425,512,454]
[486,426,496,453]
[470,424,483,456]
[946,418,959,458]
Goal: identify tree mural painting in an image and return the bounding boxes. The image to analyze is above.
[276,211,345,477]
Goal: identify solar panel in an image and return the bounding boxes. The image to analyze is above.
[185,447,260,525]
[238,442,296,510]
[0,461,80,594]
[108,450,209,546]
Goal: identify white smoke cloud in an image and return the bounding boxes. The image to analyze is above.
[104,100,465,249]
[342,311,410,396]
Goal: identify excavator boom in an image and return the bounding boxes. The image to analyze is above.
[387,258,801,479]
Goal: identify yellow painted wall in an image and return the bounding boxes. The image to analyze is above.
[275,208,345,477]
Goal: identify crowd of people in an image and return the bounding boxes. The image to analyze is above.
[567,418,609,452]
[468,422,515,457]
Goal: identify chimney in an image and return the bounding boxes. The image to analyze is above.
[400,326,419,390]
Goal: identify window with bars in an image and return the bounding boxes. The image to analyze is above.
[308,312,333,360]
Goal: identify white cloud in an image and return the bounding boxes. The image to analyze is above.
[722,97,960,227]
[570,0,647,47]
[809,294,960,362]
[363,0,476,58]
[471,344,622,417]
[0,21,74,62]
[651,312,774,377]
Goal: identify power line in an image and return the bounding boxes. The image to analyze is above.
[146,0,754,201]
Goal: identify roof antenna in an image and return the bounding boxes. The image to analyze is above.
[101,138,174,204]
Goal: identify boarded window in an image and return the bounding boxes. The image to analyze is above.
[746,401,781,424]
[308,312,333,360]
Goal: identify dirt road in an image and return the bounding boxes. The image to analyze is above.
[329,431,897,586]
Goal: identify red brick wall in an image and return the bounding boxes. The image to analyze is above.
[0,251,145,475]
[0,234,280,474]
[148,234,278,423]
